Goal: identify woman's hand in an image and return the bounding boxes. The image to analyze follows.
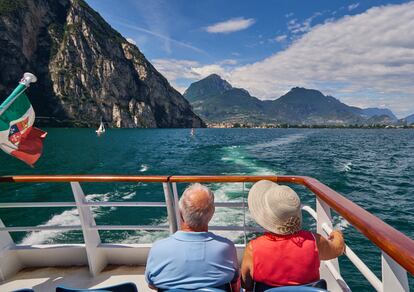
[316,230,345,260]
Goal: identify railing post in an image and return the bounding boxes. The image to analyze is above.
[382,252,409,292]
[171,182,182,229]
[162,182,177,233]
[316,197,344,292]
[0,218,21,281]
[71,182,107,276]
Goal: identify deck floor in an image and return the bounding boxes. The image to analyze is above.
[0,265,150,292]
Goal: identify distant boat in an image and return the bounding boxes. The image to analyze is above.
[96,120,105,136]
[190,128,195,136]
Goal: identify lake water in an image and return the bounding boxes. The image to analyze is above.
[0,128,413,291]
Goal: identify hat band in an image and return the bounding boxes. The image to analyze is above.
[272,216,301,235]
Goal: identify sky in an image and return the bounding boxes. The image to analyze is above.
[86,0,414,118]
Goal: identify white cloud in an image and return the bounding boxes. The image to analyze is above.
[348,3,360,11]
[228,2,414,117]
[275,35,288,42]
[205,17,255,34]
[152,59,239,82]
[287,12,322,35]
[218,59,239,65]
[152,59,202,81]
[126,38,136,45]
[152,59,235,93]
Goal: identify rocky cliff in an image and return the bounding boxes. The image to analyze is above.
[0,0,204,128]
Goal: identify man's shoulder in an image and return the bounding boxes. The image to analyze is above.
[151,235,177,249]
[208,232,236,248]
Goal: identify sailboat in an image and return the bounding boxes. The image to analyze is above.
[96,120,105,136]
[190,128,195,136]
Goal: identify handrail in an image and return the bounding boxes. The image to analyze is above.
[0,175,169,183]
[303,177,414,277]
[1,174,414,276]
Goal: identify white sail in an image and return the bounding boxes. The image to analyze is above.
[96,121,105,135]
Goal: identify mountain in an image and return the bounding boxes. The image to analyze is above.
[267,87,363,125]
[184,74,232,102]
[191,87,269,123]
[185,75,368,125]
[359,108,398,121]
[0,0,204,128]
[184,74,271,123]
[403,114,414,125]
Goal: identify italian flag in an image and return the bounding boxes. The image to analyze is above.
[0,74,47,166]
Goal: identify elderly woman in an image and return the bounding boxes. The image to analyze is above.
[241,180,345,291]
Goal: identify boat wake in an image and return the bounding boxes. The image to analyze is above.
[21,192,112,245]
[139,164,149,172]
[341,161,353,172]
[334,216,350,230]
[249,133,308,150]
[221,146,275,175]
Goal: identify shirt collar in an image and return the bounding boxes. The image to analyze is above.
[173,231,215,242]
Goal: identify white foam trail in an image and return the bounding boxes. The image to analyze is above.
[140,164,149,172]
[210,183,248,241]
[334,216,350,230]
[84,193,111,202]
[21,193,112,245]
[342,162,352,172]
[251,133,307,150]
[21,209,80,245]
[121,230,170,244]
[121,218,169,244]
[122,192,135,200]
[221,147,275,175]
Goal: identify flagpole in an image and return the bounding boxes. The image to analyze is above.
[0,73,37,117]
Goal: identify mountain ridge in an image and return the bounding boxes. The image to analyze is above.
[403,113,414,124]
[184,74,399,125]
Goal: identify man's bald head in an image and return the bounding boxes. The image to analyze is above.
[179,183,215,231]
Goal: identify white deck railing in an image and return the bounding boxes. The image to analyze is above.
[0,176,412,292]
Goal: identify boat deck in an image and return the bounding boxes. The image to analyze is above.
[0,266,150,292]
[1,175,413,291]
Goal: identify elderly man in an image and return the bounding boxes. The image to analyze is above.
[145,183,239,291]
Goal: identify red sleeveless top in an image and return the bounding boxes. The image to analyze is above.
[251,230,320,286]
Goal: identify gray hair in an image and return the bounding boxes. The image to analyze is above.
[179,183,215,230]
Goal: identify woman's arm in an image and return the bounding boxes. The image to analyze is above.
[315,230,345,261]
[241,242,254,291]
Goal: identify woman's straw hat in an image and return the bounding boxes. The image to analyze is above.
[248,180,302,235]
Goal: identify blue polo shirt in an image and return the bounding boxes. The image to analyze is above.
[145,231,239,290]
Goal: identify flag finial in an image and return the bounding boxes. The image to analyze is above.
[19,73,37,86]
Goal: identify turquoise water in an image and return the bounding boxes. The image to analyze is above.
[0,128,413,291]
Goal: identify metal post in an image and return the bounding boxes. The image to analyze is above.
[316,197,344,292]
[171,183,182,229]
[71,182,107,276]
[242,182,247,246]
[382,252,409,292]
[162,183,178,233]
[0,218,21,281]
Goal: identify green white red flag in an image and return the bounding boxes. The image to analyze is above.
[0,73,47,166]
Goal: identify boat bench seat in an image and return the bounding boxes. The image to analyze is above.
[56,282,138,292]
[255,279,327,292]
